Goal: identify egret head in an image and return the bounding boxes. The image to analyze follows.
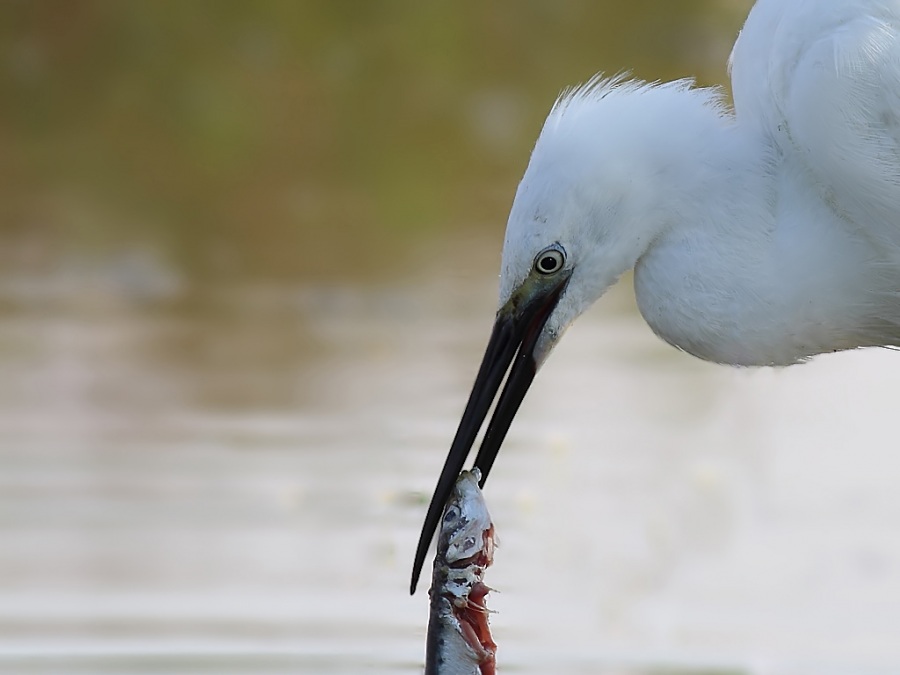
[500,78,684,363]
[411,77,725,592]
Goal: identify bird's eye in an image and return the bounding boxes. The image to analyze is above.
[534,246,565,275]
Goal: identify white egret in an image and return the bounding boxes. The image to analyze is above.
[412,0,900,592]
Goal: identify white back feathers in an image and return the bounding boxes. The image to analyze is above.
[498,0,900,366]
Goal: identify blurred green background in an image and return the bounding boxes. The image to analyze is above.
[8,3,900,675]
[0,0,743,285]
[9,4,854,675]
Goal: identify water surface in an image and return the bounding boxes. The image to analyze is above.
[4,2,900,674]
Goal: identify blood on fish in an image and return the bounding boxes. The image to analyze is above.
[452,580,497,675]
[424,470,498,674]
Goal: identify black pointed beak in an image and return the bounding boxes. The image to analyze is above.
[410,273,570,594]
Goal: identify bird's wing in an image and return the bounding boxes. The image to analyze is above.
[731,0,900,254]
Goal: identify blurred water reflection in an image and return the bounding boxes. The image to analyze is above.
[5,2,900,674]
[4,237,900,674]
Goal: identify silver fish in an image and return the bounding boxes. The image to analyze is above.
[425,468,497,675]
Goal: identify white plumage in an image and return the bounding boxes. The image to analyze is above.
[409,0,900,594]
[502,0,900,367]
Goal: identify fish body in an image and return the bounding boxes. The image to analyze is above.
[424,469,497,675]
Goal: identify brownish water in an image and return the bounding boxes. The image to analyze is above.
[4,2,900,674]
